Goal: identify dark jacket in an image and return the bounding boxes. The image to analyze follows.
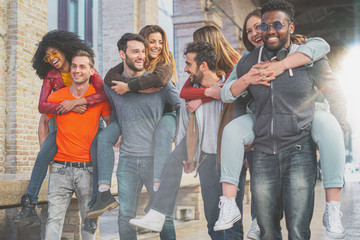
[104,62,173,91]
[104,62,175,113]
[38,68,107,114]
[237,45,346,154]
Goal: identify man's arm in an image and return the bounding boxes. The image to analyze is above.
[262,37,331,77]
[221,61,274,103]
[221,62,241,103]
[57,69,107,114]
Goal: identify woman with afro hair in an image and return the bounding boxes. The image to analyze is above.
[14,30,107,232]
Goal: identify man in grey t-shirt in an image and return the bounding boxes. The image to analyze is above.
[88,33,180,240]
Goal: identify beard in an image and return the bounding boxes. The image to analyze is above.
[125,55,144,72]
[263,29,290,52]
[190,71,204,85]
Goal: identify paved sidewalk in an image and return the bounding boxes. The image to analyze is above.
[99,181,360,240]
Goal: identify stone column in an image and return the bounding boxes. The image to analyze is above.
[100,0,159,76]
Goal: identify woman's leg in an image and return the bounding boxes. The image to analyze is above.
[27,131,58,204]
[220,114,256,197]
[153,112,176,185]
[14,130,58,225]
[311,111,345,238]
[144,112,176,213]
[311,111,345,195]
[97,121,122,186]
[214,114,256,232]
[86,121,122,218]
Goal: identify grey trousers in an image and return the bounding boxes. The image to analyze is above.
[45,163,95,240]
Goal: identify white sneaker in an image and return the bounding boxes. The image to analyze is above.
[129,209,165,232]
[214,196,241,231]
[322,201,345,239]
[247,218,261,240]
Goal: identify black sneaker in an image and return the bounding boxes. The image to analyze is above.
[14,194,41,227]
[86,190,119,218]
[83,217,98,234]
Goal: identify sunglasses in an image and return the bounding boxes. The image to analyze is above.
[43,50,59,63]
[259,21,286,32]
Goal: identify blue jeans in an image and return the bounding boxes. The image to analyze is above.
[252,136,317,240]
[246,150,256,220]
[116,155,175,240]
[151,137,242,240]
[45,163,95,240]
[27,124,103,205]
[221,111,345,189]
[26,131,58,204]
[153,112,177,182]
[98,113,177,185]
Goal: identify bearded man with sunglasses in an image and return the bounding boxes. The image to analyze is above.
[224,0,346,239]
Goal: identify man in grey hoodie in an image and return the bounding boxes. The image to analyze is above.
[221,1,346,239]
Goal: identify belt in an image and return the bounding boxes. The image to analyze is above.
[53,161,92,168]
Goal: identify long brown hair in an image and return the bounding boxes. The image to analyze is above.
[193,25,240,75]
[290,34,307,44]
[139,25,177,81]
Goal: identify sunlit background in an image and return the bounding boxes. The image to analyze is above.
[335,44,360,181]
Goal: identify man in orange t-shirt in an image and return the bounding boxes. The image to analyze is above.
[44,50,111,240]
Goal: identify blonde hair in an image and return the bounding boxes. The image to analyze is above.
[193,25,240,75]
[139,25,177,82]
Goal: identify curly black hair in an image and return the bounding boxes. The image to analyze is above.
[32,30,95,79]
[184,41,217,71]
[261,0,295,23]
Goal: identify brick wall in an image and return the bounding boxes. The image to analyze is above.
[0,0,7,174]
[100,0,158,76]
[0,0,47,175]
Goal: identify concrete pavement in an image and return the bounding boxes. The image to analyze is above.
[99,181,360,240]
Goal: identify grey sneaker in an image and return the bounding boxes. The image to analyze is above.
[129,209,165,232]
[247,218,261,240]
[323,201,345,239]
[13,194,41,227]
[214,196,241,231]
[86,190,119,218]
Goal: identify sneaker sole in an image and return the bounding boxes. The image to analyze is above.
[247,232,261,240]
[322,219,345,239]
[325,230,345,239]
[213,214,242,231]
[86,201,119,218]
[129,219,162,232]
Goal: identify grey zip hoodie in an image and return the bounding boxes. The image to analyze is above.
[236,45,346,154]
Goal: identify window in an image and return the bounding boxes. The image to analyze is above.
[58,0,93,46]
